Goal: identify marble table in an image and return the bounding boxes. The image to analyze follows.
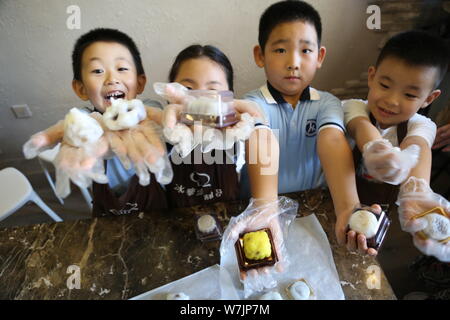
[0,189,396,300]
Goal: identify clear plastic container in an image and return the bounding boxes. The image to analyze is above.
[347,205,391,251]
[195,213,223,242]
[180,90,238,128]
[234,228,278,272]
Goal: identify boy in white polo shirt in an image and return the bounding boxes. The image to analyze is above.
[343,31,446,193]
[241,1,375,255]
[343,30,449,263]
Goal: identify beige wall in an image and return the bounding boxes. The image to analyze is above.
[0,0,382,164]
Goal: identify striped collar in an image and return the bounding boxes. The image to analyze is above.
[260,82,320,105]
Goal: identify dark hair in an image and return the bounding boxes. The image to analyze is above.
[258,0,322,50]
[376,30,449,88]
[168,45,234,91]
[72,28,145,81]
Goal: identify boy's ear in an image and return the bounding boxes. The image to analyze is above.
[316,46,326,69]
[367,66,376,88]
[72,80,89,101]
[421,89,441,109]
[253,45,265,68]
[136,74,147,94]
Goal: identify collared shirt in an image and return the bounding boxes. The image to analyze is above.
[343,99,436,148]
[240,83,345,196]
[106,156,136,195]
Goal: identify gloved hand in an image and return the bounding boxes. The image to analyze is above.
[363,139,420,185]
[397,176,450,262]
[55,109,109,198]
[335,204,382,257]
[413,235,450,263]
[154,82,190,105]
[22,108,106,160]
[155,82,266,157]
[102,98,173,186]
[23,120,65,159]
[54,139,109,198]
[161,103,197,157]
[23,110,110,198]
[105,117,173,186]
[220,197,298,298]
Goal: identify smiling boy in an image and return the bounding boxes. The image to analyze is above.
[70,28,171,215]
[71,31,146,113]
[343,31,448,205]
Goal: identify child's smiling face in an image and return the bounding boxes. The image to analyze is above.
[72,41,146,113]
[367,56,441,129]
[254,20,326,106]
[174,57,229,91]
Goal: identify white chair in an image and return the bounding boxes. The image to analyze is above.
[38,143,93,209]
[0,167,62,222]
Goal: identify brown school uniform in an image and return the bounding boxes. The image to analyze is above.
[165,145,240,208]
[89,105,169,216]
[92,161,168,217]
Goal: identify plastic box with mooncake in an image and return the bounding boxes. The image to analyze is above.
[234,228,278,272]
[180,90,238,128]
[195,213,223,242]
[347,206,391,251]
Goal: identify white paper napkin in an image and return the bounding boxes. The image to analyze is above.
[130,264,238,300]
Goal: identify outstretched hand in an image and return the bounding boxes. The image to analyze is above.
[335,204,382,257]
[363,139,420,185]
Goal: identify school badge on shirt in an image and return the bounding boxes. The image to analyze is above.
[305,119,317,137]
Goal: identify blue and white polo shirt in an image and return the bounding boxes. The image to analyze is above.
[240,82,345,196]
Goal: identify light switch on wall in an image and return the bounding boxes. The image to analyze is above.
[11,104,32,118]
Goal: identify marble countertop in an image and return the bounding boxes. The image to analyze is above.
[0,189,396,300]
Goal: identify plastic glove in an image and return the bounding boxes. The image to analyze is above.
[55,110,109,198]
[397,176,450,262]
[22,108,105,159]
[160,103,197,157]
[396,176,448,232]
[23,119,65,159]
[153,82,191,105]
[220,197,298,298]
[232,99,267,124]
[105,118,173,186]
[161,102,257,156]
[199,112,256,153]
[22,109,109,198]
[412,235,450,262]
[54,139,109,198]
[101,98,173,186]
[363,138,420,185]
[155,82,205,157]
